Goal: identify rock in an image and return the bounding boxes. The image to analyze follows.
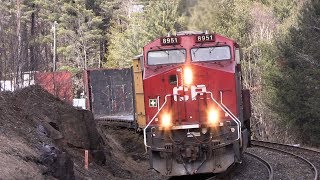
[41,145,75,180]
[92,150,106,165]
[41,122,63,140]
[80,110,105,150]
[37,125,47,136]
[51,152,75,180]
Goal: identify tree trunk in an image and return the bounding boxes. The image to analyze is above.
[30,3,36,71]
[15,0,22,89]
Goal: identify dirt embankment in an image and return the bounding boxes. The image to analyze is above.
[98,124,165,180]
[0,86,164,179]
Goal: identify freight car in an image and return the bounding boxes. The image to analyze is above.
[84,31,251,176]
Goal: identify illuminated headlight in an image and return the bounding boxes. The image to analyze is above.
[208,110,219,125]
[161,113,171,128]
[183,67,193,85]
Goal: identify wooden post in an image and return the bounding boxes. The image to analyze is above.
[84,150,88,170]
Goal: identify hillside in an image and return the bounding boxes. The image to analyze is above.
[0,86,162,179]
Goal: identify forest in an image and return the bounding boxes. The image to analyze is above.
[0,0,319,146]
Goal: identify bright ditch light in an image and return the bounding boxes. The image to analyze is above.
[208,110,219,126]
[161,113,172,128]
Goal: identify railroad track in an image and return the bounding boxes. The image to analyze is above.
[169,150,274,180]
[244,152,273,180]
[250,140,319,180]
[169,141,319,180]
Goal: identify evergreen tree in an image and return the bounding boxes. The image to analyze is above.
[142,0,185,41]
[55,0,103,69]
[188,0,303,142]
[269,0,320,145]
[106,0,186,68]
[188,0,251,46]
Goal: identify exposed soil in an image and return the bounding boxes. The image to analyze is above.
[98,124,165,180]
[0,85,163,179]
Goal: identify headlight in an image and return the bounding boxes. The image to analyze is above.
[183,67,193,85]
[208,110,219,125]
[161,113,171,128]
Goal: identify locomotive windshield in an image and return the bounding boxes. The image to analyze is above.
[147,49,186,65]
[191,46,231,62]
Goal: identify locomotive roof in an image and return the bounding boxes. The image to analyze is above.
[176,30,205,36]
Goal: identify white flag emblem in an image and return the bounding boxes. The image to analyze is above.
[149,99,157,107]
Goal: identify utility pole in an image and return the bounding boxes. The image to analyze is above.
[52,21,58,72]
[52,21,58,97]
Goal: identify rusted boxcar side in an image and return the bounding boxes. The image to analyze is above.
[35,71,73,104]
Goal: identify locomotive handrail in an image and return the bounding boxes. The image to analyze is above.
[206,91,241,141]
[144,94,172,149]
[220,91,241,136]
[219,91,242,142]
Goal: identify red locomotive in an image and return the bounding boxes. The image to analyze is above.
[140,31,251,176]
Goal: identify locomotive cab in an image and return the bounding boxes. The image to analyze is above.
[137,31,251,176]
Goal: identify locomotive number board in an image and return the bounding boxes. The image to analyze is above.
[161,37,180,45]
[196,34,215,42]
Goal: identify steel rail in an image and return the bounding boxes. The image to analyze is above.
[245,152,274,180]
[252,142,318,180]
[251,140,320,154]
[204,174,217,180]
